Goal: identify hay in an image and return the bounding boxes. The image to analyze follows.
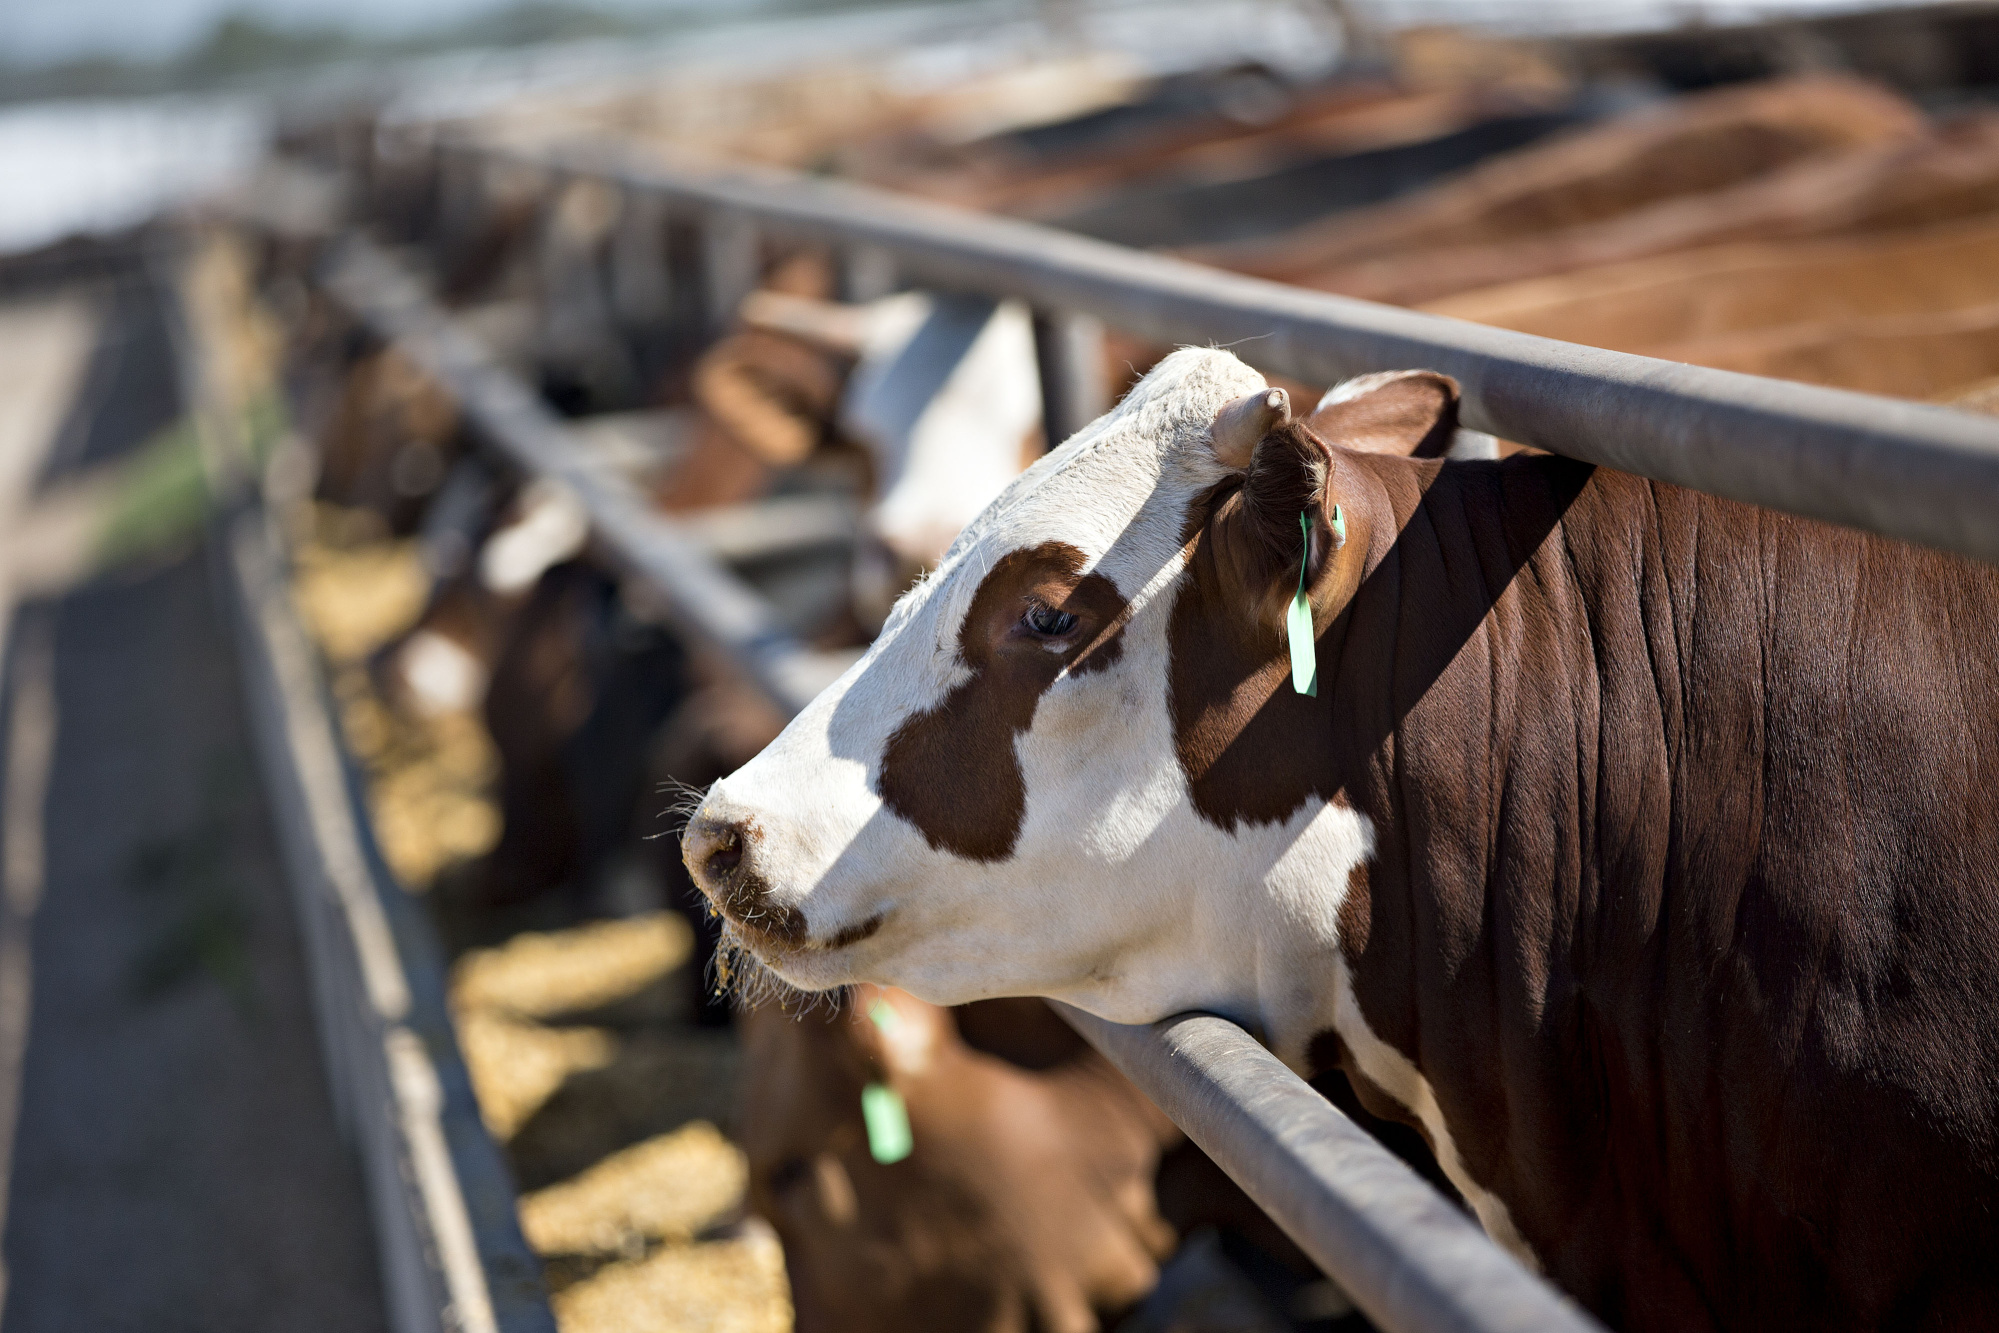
[290,516,501,887]
[551,1226,791,1333]
[289,533,429,666]
[452,913,693,1021]
[520,1121,745,1258]
[456,1009,617,1142]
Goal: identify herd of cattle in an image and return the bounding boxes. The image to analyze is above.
[284,33,1999,1333]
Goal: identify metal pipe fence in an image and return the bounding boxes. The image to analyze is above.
[445,133,1999,567]
[314,229,1601,1333]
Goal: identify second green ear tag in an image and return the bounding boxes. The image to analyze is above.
[1286,511,1319,697]
[862,997,913,1164]
[861,1083,913,1164]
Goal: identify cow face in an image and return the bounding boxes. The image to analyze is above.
[685,348,1457,1040]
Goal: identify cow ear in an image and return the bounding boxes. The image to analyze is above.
[1222,415,1338,596]
[1209,387,1290,470]
[1306,370,1459,459]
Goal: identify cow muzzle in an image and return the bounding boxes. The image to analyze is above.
[682,813,807,948]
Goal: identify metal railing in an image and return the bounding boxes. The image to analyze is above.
[460,133,1999,566]
[165,236,554,1333]
[313,111,1999,1333]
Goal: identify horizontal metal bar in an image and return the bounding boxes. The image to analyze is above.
[317,236,850,717]
[469,136,1999,567]
[1055,1005,1602,1333]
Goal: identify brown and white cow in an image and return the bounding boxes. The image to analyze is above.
[685,346,1999,1329]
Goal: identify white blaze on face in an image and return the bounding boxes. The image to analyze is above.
[696,348,1373,1045]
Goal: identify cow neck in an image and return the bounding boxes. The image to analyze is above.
[1313,444,1600,1055]
[1324,458,1999,1319]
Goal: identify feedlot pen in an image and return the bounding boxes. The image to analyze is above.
[138,74,1999,1333]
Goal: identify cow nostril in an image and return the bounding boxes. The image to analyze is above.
[705,828,743,879]
[685,816,752,891]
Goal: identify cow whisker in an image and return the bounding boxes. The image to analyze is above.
[710,923,845,1016]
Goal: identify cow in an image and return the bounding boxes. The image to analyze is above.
[684,346,1999,1330]
[739,987,1180,1333]
[1422,214,1999,401]
[1205,75,1927,302]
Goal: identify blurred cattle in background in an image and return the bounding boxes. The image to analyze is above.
[740,988,1182,1333]
[1204,74,1927,300]
[315,342,462,532]
[852,62,1586,250]
[740,985,1378,1333]
[1426,210,1999,403]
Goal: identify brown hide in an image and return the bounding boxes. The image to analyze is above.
[879,83,1547,221]
[738,989,1180,1333]
[1313,112,1999,306]
[1427,214,1999,366]
[1215,75,1922,286]
[476,564,602,904]
[877,542,1128,863]
[1170,417,1999,1329]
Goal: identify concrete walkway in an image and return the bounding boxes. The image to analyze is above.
[0,273,386,1331]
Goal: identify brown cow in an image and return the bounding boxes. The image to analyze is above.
[1424,214,1999,400]
[739,988,1179,1333]
[1205,74,1927,303]
[686,348,1999,1331]
[739,985,1367,1333]
[1302,110,1999,307]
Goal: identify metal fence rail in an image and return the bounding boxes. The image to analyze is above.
[319,238,852,715]
[166,237,555,1333]
[1058,1007,1597,1333]
[313,231,1602,1333]
[453,134,1999,567]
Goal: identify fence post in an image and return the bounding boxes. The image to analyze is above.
[433,144,485,254]
[841,242,898,304]
[611,187,670,329]
[701,208,760,335]
[1033,308,1109,449]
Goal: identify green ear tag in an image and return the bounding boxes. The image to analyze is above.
[1286,511,1319,697]
[862,1082,913,1164]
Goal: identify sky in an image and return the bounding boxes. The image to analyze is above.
[0,0,743,65]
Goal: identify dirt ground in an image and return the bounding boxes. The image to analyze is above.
[0,274,387,1331]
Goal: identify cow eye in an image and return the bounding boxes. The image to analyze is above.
[1022,602,1079,638]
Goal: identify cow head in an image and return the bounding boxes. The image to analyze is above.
[685,348,1459,1048]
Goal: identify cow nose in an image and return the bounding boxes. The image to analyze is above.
[683,814,748,895]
